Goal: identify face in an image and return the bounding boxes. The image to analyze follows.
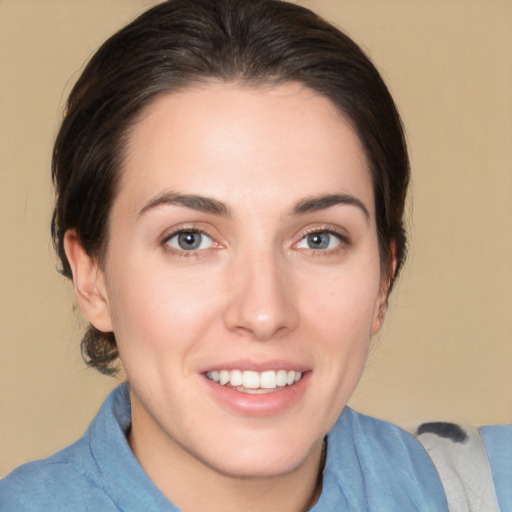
[74,83,388,480]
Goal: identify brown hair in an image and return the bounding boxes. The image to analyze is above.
[52,0,409,375]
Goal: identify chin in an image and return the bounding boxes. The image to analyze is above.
[195,433,319,479]
[204,454,306,480]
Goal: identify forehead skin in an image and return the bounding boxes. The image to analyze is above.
[114,82,374,225]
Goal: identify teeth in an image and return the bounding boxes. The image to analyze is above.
[242,370,260,389]
[219,370,230,386]
[230,369,242,387]
[260,370,276,389]
[276,369,287,387]
[206,369,303,390]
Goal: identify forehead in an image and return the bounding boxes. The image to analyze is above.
[117,82,373,216]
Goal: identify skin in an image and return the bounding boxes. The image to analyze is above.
[65,82,391,512]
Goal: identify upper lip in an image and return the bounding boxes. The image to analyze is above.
[200,359,310,374]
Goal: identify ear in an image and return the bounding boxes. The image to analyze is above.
[371,240,397,335]
[63,230,113,333]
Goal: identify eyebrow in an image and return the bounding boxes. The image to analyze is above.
[139,192,231,217]
[139,191,369,219]
[291,194,370,219]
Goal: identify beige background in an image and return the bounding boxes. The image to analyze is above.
[1,0,511,477]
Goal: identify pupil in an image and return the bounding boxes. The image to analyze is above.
[178,232,201,250]
[308,232,329,249]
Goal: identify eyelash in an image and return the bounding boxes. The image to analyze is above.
[161,226,217,258]
[160,225,351,258]
[295,227,350,255]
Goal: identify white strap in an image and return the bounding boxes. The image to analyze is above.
[417,425,500,512]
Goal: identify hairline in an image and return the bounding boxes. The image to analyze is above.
[94,78,385,271]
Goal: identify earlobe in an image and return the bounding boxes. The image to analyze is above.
[371,240,398,335]
[371,301,388,335]
[63,230,113,333]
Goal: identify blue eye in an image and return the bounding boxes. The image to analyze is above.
[165,230,213,251]
[297,231,341,250]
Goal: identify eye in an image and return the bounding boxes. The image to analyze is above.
[296,230,342,250]
[165,230,214,251]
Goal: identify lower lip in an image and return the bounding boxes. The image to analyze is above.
[202,373,311,417]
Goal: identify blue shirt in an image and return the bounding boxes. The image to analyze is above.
[0,383,500,511]
[481,424,512,511]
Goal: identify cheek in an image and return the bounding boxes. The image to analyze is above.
[105,259,223,354]
[303,265,381,335]
[299,284,375,428]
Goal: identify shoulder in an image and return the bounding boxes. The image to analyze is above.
[480,423,512,511]
[321,408,449,511]
[0,385,166,512]
[480,422,512,466]
[0,385,131,512]
[0,439,111,511]
[332,407,436,459]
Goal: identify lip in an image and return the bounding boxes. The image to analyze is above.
[201,366,311,417]
[200,359,311,374]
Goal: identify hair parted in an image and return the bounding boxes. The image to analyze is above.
[52,0,409,375]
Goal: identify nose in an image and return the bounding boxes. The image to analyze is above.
[223,251,299,341]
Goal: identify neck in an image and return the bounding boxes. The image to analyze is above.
[128,406,325,512]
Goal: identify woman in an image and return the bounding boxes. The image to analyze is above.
[1,1,509,510]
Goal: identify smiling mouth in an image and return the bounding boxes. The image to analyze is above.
[205,369,303,394]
